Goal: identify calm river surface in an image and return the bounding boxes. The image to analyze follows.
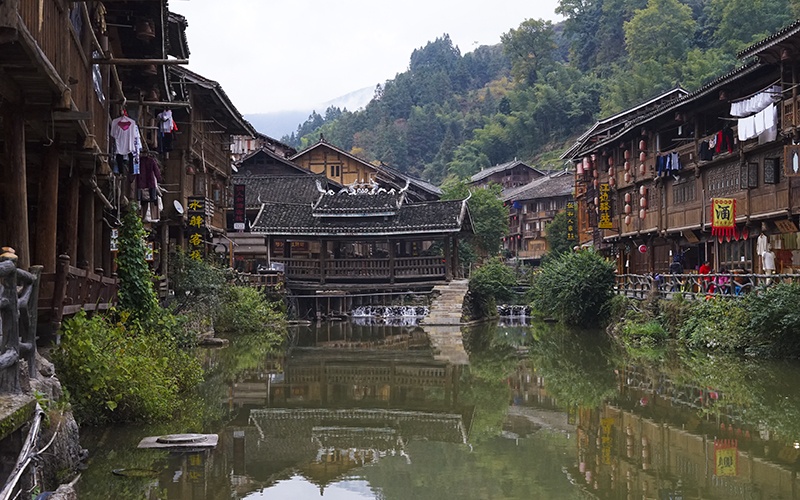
[77,320,800,499]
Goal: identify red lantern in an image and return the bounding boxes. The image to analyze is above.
[625,215,632,225]
[609,177,616,187]
[624,204,632,214]
[624,193,631,203]
[608,167,615,177]
[639,139,646,150]
[594,197,599,206]
[639,186,647,196]
[624,172,632,183]
[576,163,584,175]
[742,227,749,240]
[624,161,630,172]
[639,151,646,162]
[624,150,631,160]
[593,179,599,188]
[607,156,614,166]
[638,244,647,253]
[640,197,647,208]
[639,209,646,219]
[639,164,647,176]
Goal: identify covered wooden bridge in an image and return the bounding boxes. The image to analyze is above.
[250,181,473,288]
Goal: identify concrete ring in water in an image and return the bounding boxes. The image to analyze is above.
[155,433,208,444]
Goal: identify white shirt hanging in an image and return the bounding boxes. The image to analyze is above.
[110,115,141,155]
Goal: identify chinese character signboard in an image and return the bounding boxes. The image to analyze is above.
[598,184,613,229]
[233,184,246,231]
[714,439,738,477]
[711,198,735,239]
[566,200,577,241]
[187,196,207,261]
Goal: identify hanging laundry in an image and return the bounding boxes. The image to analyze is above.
[111,113,141,174]
[730,85,781,117]
[699,140,714,161]
[656,152,683,177]
[110,114,141,155]
[136,154,162,204]
[758,103,778,145]
[157,109,178,153]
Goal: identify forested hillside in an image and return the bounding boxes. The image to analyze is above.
[282,0,800,186]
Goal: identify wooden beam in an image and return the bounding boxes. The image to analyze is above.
[63,171,80,264]
[78,182,95,269]
[2,101,30,269]
[111,99,190,108]
[92,58,189,65]
[34,143,59,272]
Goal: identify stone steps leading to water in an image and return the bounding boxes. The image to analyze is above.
[422,280,469,326]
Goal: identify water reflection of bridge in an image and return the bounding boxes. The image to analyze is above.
[223,328,471,494]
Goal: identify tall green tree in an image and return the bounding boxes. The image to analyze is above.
[441,179,508,257]
[544,210,574,258]
[624,0,697,65]
[709,0,794,53]
[501,19,557,85]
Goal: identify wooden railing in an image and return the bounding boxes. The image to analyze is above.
[615,273,800,300]
[0,257,40,392]
[37,256,118,332]
[275,256,446,283]
[231,271,284,290]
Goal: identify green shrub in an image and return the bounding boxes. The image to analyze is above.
[744,283,800,357]
[620,320,667,344]
[529,250,616,326]
[465,257,516,320]
[52,311,203,425]
[214,285,285,335]
[168,250,226,313]
[678,297,749,351]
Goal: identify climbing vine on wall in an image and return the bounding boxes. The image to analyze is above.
[116,203,158,320]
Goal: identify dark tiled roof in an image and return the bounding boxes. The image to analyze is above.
[738,19,800,60]
[376,163,442,196]
[236,147,308,173]
[167,12,190,59]
[561,87,689,160]
[503,172,574,202]
[252,198,470,236]
[470,160,544,183]
[564,63,763,160]
[313,189,403,216]
[233,175,327,207]
[169,66,256,136]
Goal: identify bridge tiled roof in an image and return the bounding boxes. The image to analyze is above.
[251,197,471,237]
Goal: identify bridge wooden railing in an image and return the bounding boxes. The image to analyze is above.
[274,256,446,283]
[615,272,800,300]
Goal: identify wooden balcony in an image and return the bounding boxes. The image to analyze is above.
[17,0,109,152]
[275,256,446,283]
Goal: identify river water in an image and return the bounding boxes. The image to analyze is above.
[76,319,800,499]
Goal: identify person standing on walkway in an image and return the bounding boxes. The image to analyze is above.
[699,260,712,292]
[763,245,776,285]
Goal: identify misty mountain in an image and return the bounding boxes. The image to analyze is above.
[245,85,375,139]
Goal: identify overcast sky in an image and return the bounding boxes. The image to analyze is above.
[170,0,563,114]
